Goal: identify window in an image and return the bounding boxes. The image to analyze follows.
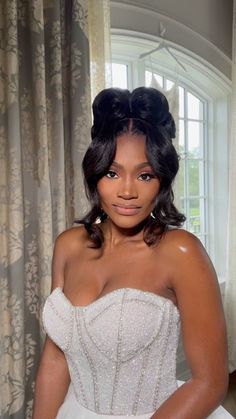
[110,37,230,282]
[112,63,128,89]
[112,65,208,247]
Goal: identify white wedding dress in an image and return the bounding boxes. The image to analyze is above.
[42,287,232,418]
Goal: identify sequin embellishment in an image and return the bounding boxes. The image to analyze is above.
[43,287,180,415]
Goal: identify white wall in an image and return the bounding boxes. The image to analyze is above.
[110,0,233,79]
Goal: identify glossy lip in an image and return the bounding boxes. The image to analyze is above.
[112,204,141,216]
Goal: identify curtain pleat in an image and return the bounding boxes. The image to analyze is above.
[0,1,111,417]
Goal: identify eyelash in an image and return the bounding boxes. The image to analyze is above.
[105,170,155,182]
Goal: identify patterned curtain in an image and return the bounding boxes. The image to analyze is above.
[0,0,111,418]
[88,0,111,99]
[224,0,236,374]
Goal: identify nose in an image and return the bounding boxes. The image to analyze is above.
[117,177,138,199]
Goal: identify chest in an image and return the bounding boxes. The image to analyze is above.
[64,242,172,306]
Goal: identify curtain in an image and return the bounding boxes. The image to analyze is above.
[224,0,236,374]
[88,0,112,99]
[0,0,111,418]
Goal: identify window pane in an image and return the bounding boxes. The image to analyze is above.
[145,70,152,86]
[189,216,201,234]
[188,160,200,196]
[166,79,174,90]
[187,121,203,158]
[180,197,186,215]
[187,92,203,120]
[179,86,184,118]
[112,63,128,88]
[145,71,163,88]
[153,73,163,87]
[188,197,205,235]
[178,159,185,198]
[199,198,206,230]
[179,120,185,154]
[188,198,200,234]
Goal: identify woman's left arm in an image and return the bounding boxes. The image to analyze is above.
[151,230,228,419]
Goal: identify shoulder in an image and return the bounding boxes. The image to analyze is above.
[54,225,88,253]
[158,229,222,326]
[157,228,216,285]
[161,228,207,259]
[51,225,88,289]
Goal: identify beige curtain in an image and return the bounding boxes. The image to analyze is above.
[88,0,112,99]
[224,0,236,374]
[0,0,111,418]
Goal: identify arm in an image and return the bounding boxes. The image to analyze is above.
[33,337,70,419]
[151,231,228,419]
[33,233,71,419]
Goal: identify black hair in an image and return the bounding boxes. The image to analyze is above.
[75,87,186,247]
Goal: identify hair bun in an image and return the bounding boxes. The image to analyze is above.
[92,88,131,138]
[91,87,176,139]
[130,87,176,138]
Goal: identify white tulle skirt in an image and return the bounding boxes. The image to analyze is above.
[56,383,233,419]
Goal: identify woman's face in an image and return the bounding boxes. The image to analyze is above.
[97,132,161,229]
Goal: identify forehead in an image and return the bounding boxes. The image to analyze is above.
[114,133,148,164]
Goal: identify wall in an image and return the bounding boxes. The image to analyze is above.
[110,0,233,79]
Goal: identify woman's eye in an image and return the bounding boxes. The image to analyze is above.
[106,170,118,179]
[138,173,155,181]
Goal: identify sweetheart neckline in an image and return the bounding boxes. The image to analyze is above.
[53,286,179,312]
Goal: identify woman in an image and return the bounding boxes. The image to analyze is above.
[33,87,228,419]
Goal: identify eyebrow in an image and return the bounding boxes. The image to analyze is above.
[111,161,152,169]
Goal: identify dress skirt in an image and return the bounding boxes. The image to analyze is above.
[56,383,233,419]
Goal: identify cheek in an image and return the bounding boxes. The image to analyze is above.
[97,179,113,201]
[143,183,161,203]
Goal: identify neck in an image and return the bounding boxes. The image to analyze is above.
[100,218,150,248]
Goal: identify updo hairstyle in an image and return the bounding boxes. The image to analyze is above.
[75,87,185,247]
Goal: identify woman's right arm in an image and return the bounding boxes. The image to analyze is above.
[32,337,70,419]
[33,231,73,419]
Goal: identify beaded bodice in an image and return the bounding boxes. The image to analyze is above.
[42,287,180,416]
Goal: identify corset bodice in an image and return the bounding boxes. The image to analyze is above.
[42,287,180,416]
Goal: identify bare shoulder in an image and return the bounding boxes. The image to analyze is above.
[161,228,208,261]
[163,227,202,248]
[51,225,88,289]
[55,225,88,253]
[160,228,220,301]
[158,228,217,286]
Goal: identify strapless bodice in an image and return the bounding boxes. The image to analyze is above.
[42,287,180,416]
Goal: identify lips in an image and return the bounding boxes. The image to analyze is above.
[112,204,141,216]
